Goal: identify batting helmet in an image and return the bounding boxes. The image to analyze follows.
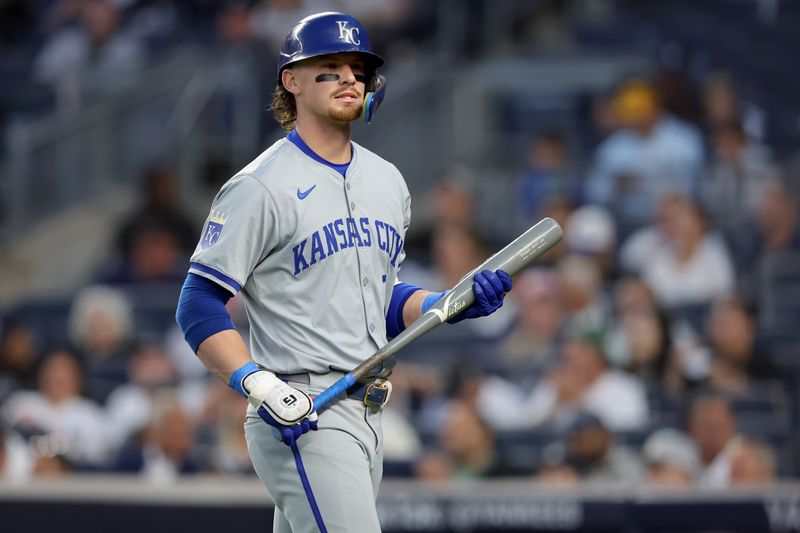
[278,12,384,76]
[277,12,386,123]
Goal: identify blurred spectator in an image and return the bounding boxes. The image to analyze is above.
[337,0,419,58]
[99,218,188,286]
[208,1,278,144]
[688,393,742,488]
[701,119,779,248]
[748,180,800,343]
[653,65,703,127]
[622,194,734,311]
[249,0,337,49]
[642,428,701,487]
[196,380,252,475]
[729,438,776,486]
[69,285,135,404]
[563,205,617,277]
[542,413,644,485]
[585,79,704,233]
[758,180,800,255]
[607,277,682,408]
[492,269,566,379]
[605,309,673,387]
[700,297,780,395]
[607,276,670,374]
[516,131,576,223]
[339,0,414,29]
[98,166,195,286]
[3,348,109,467]
[558,254,612,335]
[34,0,147,108]
[431,223,488,291]
[703,73,739,132]
[413,400,517,481]
[613,276,659,317]
[115,165,198,258]
[114,393,203,482]
[30,446,74,477]
[104,343,179,450]
[618,194,677,274]
[404,166,477,262]
[1,424,34,483]
[703,72,765,142]
[478,333,648,432]
[534,442,581,486]
[0,319,39,399]
[380,405,423,473]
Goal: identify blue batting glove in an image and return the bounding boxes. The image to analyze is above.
[448,269,512,323]
[257,406,318,446]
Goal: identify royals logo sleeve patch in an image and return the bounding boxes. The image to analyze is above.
[201,211,228,250]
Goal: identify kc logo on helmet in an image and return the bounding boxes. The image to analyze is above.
[336,21,360,45]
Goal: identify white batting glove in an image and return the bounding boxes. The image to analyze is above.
[244,370,319,428]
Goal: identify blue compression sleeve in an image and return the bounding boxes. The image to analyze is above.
[386,282,422,338]
[175,273,235,352]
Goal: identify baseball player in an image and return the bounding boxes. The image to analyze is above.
[176,12,512,533]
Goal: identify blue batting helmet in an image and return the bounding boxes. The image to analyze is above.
[277,12,384,78]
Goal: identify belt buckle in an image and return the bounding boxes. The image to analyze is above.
[363,379,391,407]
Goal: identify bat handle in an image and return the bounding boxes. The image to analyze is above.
[313,373,357,414]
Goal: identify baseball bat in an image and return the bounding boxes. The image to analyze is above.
[313,217,563,413]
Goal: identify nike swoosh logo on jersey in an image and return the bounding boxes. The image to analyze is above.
[297,185,317,199]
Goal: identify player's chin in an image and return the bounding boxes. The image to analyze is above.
[328,102,363,122]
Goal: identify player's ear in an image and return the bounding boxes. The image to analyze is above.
[282,68,301,95]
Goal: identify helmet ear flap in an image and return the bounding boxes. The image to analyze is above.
[362,74,386,123]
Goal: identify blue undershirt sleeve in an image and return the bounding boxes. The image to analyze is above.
[175,273,236,352]
[386,282,423,338]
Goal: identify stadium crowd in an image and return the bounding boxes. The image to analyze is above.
[1,0,799,489]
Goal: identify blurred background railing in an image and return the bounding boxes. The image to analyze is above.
[2,477,800,532]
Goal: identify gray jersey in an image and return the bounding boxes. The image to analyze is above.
[189,137,410,374]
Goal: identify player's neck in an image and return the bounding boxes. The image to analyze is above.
[295,120,352,165]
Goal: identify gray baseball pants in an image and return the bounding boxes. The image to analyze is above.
[245,371,384,533]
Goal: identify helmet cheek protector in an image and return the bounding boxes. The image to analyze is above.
[363,74,386,124]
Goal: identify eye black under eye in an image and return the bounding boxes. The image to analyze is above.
[355,74,367,83]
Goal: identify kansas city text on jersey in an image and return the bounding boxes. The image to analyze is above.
[292,216,403,276]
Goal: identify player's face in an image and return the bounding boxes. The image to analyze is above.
[291,53,367,123]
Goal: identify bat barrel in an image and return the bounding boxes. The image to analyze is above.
[478,217,562,277]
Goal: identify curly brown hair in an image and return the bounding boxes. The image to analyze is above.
[270,84,297,131]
